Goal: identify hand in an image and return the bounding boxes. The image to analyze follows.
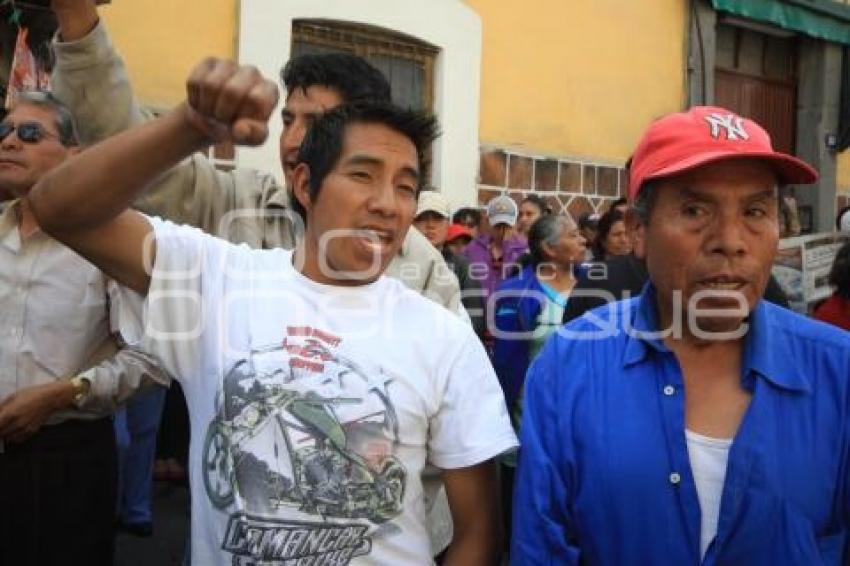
[184,58,280,147]
[0,382,74,443]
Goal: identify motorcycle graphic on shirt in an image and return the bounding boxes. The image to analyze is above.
[201,328,407,532]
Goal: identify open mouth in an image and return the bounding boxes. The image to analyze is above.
[697,276,747,292]
[355,229,395,254]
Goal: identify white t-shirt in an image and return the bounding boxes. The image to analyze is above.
[685,429,732,559]
[130,219,517,566]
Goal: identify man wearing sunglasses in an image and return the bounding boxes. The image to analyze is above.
[0,91,169,565]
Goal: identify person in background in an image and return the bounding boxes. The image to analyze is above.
[491,214,586,554]
[414,191,485,339]
[608,196,628,214]
[444,223,474,257]
[779,193,802,237]
[452,206,482,239]
[517,194,550,237]
[813,241,850,331]
[463,195,528,299]
[577,212,599,261]
[837,205,850,232]
[591,208,631,261]
[492,214,586,420]
[0,91,168,565]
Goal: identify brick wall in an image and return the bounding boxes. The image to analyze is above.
[477,146,627,218]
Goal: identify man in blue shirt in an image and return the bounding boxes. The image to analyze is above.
[512,106,850,565]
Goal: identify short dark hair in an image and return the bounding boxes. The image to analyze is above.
[829,241,850,299]
[592,208,626,261]
[281,53,391,104]
[609,197,628,211]
[452,207,481,227]
[521,194,551,215]
[14,90,78,146]
[293,102,440,221]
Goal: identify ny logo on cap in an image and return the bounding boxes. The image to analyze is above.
[704,113,749,141]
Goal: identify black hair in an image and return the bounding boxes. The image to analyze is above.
[521,194,551,215]
[282,53,391,104]
[452,207,481,227]
[528,214,574,267]
[14,90,79,146]
[293,101,440,221]
[609,197,628,211]
[577,212,598,231]
[592,208,626,261]
[829,241,850,299]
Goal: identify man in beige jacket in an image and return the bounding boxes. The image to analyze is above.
[49,1,461,314]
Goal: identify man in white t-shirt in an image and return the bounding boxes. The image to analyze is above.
[28,61,517,565]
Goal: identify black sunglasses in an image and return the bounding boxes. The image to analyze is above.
[0,121,59,144]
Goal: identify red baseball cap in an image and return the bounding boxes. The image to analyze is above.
[628,106,818,200]
[446,223,473,243]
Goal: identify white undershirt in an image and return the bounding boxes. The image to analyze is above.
[685,429,733,559]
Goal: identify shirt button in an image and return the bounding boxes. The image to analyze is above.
[669,472,682,485]
[663,385,676,396]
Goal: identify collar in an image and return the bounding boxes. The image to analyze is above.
[623,283,811,393]
[0,198,22,253]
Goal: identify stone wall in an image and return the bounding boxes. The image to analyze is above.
[477,146,627,218]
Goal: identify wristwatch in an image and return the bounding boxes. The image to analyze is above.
[70,376,92,408]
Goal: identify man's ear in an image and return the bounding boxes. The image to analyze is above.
[626,207,647,260]
[291,162,313,213]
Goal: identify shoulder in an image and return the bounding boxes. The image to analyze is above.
[401,228,443,264]
[763,301,850,351]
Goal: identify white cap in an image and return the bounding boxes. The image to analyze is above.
[416,191,450,219]
[487,195,518,227]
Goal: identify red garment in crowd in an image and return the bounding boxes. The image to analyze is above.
[4,27,51,110]
[813,294,850,331]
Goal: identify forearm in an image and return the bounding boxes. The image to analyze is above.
[79,346,170,412]
[443,526,500,566]
[53,17,154,145]
[29,105,209,234]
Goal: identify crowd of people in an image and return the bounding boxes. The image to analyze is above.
[1,1,850,566]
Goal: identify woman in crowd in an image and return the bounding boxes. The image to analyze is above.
[591,208,631,260]
[492,214,586,420]
[517,194,550,237]
[813,241,850,331]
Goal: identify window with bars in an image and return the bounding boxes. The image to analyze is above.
[291,19,438,112]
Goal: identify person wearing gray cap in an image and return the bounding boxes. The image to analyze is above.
[462,196,528,300]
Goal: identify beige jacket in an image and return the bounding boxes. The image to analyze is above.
[51,22,461,312]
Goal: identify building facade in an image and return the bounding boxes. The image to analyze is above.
[3,0,848,230]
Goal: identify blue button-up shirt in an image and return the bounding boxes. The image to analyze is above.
[512,285,850,565]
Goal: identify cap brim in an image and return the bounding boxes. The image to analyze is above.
[415,207,450,219]
[489,214,516,227]
[642,149,818,193]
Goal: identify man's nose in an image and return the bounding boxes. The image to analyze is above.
[707,210,748,258]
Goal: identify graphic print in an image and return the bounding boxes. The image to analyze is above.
[201,326,407,564]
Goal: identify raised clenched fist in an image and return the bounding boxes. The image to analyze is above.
[184,58,280,147]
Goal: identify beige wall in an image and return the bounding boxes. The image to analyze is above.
[466,0,689,164]
[101,0,237,109]
[837,153,850,193]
